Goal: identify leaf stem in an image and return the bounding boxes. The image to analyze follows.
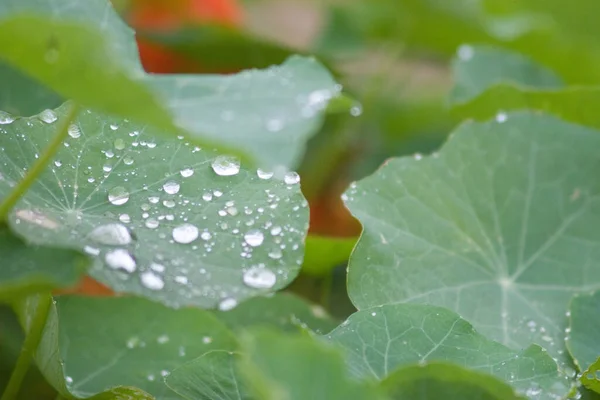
[1,295,53,400]
[0,103,80,220]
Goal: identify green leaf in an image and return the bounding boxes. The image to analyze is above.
[0,62,62,116]
[449,45,562,104]
[326,304,568,399]
[380,362,525,400]
[0,226,89,302]
[345,113,600,364]
[302,235,356,277]
[239,329,384,400]
[567,291,600,372]
[0,0,340,169]
[165,351,251,400]
[2,103,308,308]
[581,358,600,394]
[22,296,237,399]
[215,293,337,334]
[86,387,155,400]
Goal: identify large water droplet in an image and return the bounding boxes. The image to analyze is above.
[244,229,264,247]
[180,168,194,178]
[105,249,136,272]
[140,271,164,290]
[243,266,276,289]
[284,171,300,185]
[108,186,130,206]
[218,297,238,311]
[163,181,180,194]
[172,223,199,244]
[211,156,240,176]
[89,224,132,245]
[257,169,274,179]
[0,111,15,125]
[68,124,81,138]
[39,109,58,124]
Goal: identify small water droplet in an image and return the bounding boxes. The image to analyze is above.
[84,245,100,256]
[202,192,213,201]
[68,124,81,138]
[243,266,276,289]
[180,168,194,178]
[218,297,238,311]
[350,104,363,117]
[39,109,58,124]
[65,376,73,385]
[0,111,15,125]
[105,249,136,272]
[89,224,132,245]
[211,155,240,176]
[114,138,125,150]
[284,171,300,185]
[108,186,130,206]
[110,124,119,131]
[145,218,159,229]
[54,160,62,167]
[174,275,188,284]
[140,271,164,290]
[270,226,282,236]
[172,223,199,244]
[496,111,508,123]
[123,156,134,165]
[202,336,213,344]
[257,169,274,179]
[244,229,264,247]
[268,249,282,259]
[119,214,130,223]
[201,231,212,241]
[163,181,180,194]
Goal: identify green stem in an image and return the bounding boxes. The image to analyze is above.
[1,295,53,400]
[0,103,80,220]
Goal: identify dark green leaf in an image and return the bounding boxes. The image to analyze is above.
[2,104,308,308]
[345,113,600,365]
[239,329,384,400]
[87,387,155,400]
[581,358,600,394]
[0,0,341,169]
[326,304,568,399]
[0,226,88,302]
[381,362,525,400]
[21,296,237,399]
[166,351,251,400]
[450,45,562,104]
[215,293,337,334]
[567,291,600,372]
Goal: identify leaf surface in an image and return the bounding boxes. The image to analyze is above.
[381,362,525,400]
[567,291,600,371]
[581,358,600,394]
[1,104,308,308]
[0,226,88,302]
[345,113,600,364]
[0,0,340,168]
[326,304,567,399]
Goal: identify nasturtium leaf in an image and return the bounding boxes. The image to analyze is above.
[23,296,237,400]
[302,235,357,277]
[0,0,341,169]
[166,351,251,400]
[567,291,600,372]
[0,62,62,117]
[450,45,562,104]
[0,226,89,302]
[326,304,568,399]
[1,104,308,308]
[239,329,384,400]
[345,113,600,364]
[215,293,337,334]
[381,362,524,400]
[87,387,155,400]
[581,358,600,394]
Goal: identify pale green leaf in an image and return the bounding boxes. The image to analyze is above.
[345,113,600,365]
[326,304,568,399]
[567,291,600,372]
[1,104,308,308]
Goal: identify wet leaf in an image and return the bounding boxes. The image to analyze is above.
[450,45,562,104]
[345,113,600,365]
[22,296,237,399]
[166,351,251,400]
[581,358,600,394]
[215,293,337,334]
[0,226,89,302]
[1,104,308,308]
[87,387,155,400]
[381,362,525,400]
[0,0,340,169]
[326,304,567,399]
[567,291,600,372]
[239,329,384,400]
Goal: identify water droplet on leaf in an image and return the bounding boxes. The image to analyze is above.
[244,229,264,247]
[243,266,276,289]
[108,186,130,205]
[163,181,180,194]
[211,155,240,176]
[105,249,136,272]
[172,223,199,244]
[89,223,132,245]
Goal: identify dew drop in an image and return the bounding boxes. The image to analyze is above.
[163,181,180,194]
[140,271,164,290]
[119,214,131,223]
[496,111,508,123]
[180,168,194,178]
[163,200,175,208]
[123,156,134,165]
[89,223,132,245]
[211,155,240,176]
[244,229,264,247]
[54,160,62,167]
[218,297,238,311]
[105,249,136,272]
[243,266,276,289]
[39,109,58,124]
[0,111,15,125]
[174,275,188,285]
[202,336,213,344]
[284,171,300,185]
[268,249,282,259]
[114,138,125,150]
[257,169,274,179]
[68,124,81,138]
[202,192,213,201]
[108,186,130,206]
[172,223,199,244]
[145,218,159,229]
[200,231,212,241]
